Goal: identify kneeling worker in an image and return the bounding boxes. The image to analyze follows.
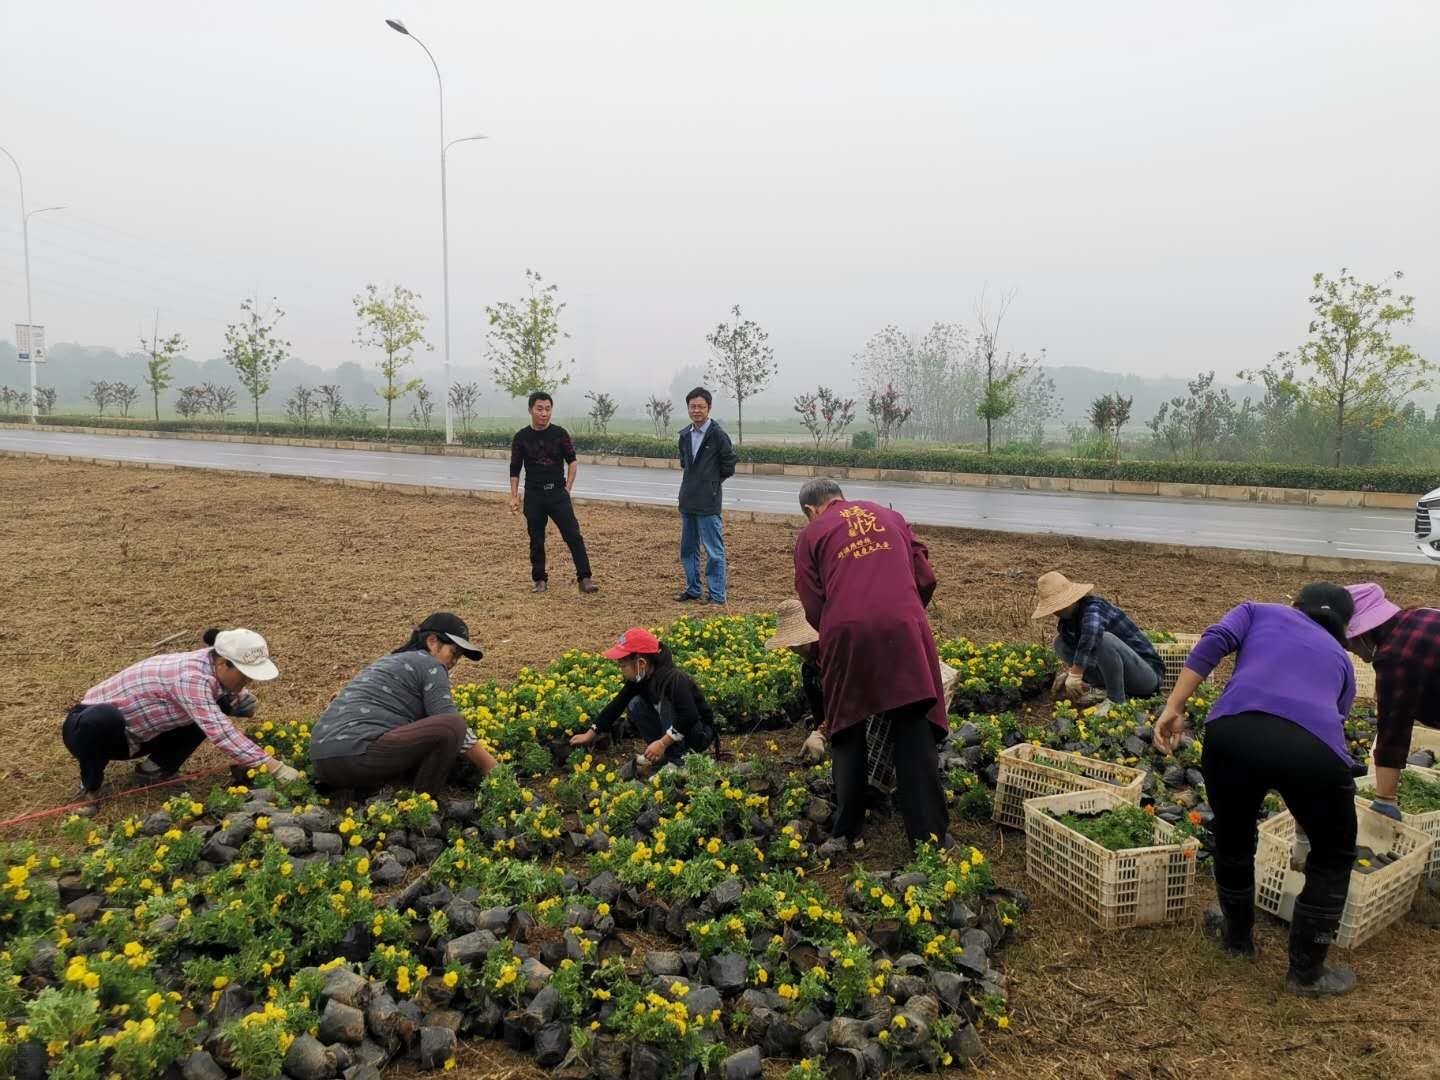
[1032,571,1163,714]
[63,627,299,803]
[310,614,496,797]
[569,627,717,765]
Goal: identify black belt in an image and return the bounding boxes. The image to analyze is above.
[527,482,560,491]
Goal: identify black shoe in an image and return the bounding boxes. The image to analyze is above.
[532,580,548,594]
[578,578,599,594]
[134,759,178,781]
[1286,910,1356,996]
[674,591,700,602]
[1204,900,1257,959]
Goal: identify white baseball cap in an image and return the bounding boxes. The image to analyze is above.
[213,629,280,681]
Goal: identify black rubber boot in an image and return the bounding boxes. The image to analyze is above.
[1286,910,1356,996]
[1212,887,1257,958]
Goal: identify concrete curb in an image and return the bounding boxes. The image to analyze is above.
[5,446,1435,582]
[1,422,1420,510]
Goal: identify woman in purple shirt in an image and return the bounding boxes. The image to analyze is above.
[1154,583,1359,998]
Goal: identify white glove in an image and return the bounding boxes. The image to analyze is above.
[269,762,303,784]
[1063,671,1086,696]
[801,730,829,764]
[226,690,259,718]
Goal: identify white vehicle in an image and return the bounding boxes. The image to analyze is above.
[1417,488,1440,560]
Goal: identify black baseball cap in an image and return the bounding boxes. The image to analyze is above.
[419,613,483,660]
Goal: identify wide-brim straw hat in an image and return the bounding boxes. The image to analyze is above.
[765,599,820,650]
[939,661,960,703]
[1031,571,1095,620]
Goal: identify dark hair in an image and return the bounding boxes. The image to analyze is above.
[528,391,553,409]
[685,386,712,407]
[393,629,442,654]
[202,628,220,647]
[1294,582,1355,646]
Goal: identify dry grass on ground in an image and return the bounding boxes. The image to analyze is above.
[2,456,1438,1079]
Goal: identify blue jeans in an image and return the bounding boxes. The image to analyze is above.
[680,513,726,602]
[1053,632,1160,704]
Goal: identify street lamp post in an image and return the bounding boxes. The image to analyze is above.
[386,18,484,446]
[0,146,62,424]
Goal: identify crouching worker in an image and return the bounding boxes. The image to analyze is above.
[310,614,496,797]
[569,627,717,765]
[1032,571,1163,714]
[64,627,299,804]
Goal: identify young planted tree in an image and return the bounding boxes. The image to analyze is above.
[486,269,571,399]
[974,290,1042,454]
[203,382,237,422]
[353,283,431,438]
[410,383,436,430]
[1145,373,1235,460]
[448,381,481,432]
[112,383,139,418]
[866,383,912,448]
[224,297,291,432]
[317,384,345,425]
[705,304,776,446]
[794,386,857,449]
[1088,393,1133,464]
[645,395,674,438]
[33,387,57,416]
[285,385,317,431]
[140,318,187,422]
[585,391,618,434]
[175,386,206,420]
[0,387,18,415]
[87,380,114,416]
[1241,270,1430,466]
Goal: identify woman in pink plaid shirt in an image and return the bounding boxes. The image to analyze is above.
[63,627,299,805]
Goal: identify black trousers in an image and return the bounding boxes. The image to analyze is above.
[1202,712,1357,929]
[524,486,593,582]
[62,703,207,791]
[831,701,949,849]
[626,697,714,764]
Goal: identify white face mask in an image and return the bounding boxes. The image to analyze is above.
[634,659,651,682]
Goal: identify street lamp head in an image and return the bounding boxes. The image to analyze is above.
[385,18,410,35]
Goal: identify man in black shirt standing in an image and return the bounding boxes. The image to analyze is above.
[509,392,598,594]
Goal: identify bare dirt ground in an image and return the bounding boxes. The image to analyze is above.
[2,456,1438,1079]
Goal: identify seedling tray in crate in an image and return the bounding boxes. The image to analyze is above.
[1254,798,1434,949]
[992,743,1146,830]
[1022,788,1200,929]
[1359,763,1440,879]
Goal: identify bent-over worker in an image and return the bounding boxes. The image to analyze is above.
[569,627,717,765]
[792,477,949,853]
[1154,583,1359,997]
[1343,583,1440,822]
[1031,571,1163,714]
[63,627,298,804]
[310,614,496,797]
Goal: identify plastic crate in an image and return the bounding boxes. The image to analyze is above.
[991,744,1146,830]
[1358,764,1440,879]
[1022,788,1200,929]
[1254,798,1434,949]
[1156,632,1376,700]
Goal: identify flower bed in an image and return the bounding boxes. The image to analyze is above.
[1021,790,1201,930]
[1254,799,1434,949]
[991,745,1145,830]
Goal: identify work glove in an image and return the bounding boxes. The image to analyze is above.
[219,689,259,718]
[1050,671,1069,697]
[801,730,829,764]
[269,762,303,785]
[1369,798,1404,822]
[1063,671,1087,700]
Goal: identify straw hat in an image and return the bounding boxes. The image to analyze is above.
[764,599,820,650]
[1031,571,1094,620]
[939,661,960,704]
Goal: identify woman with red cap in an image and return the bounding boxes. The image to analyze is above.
[1344,583,1440,820]
[569,627,717,765]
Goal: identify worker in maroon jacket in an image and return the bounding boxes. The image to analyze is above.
[792,477,949,852]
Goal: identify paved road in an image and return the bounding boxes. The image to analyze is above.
[0,428,1423,563]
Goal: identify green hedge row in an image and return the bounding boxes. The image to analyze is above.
[6,415,1435,495]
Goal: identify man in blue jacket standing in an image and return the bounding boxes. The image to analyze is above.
[676,386,739,604]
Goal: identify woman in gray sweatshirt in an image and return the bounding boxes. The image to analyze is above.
[310,613,495,796]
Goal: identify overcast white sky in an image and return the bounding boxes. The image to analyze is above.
[2,0,1436,389]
